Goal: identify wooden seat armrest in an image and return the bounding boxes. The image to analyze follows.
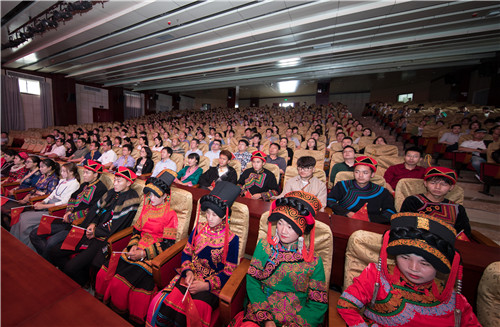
[152,238,188,269]
[1,181,20,187]
[72,217,85,226]
[328,290,346,327]
[219,258,251,326]
[13,187,34,194]
[324,207,333,216]
[29,195,49,204]
[107,226,134,244]
[219,258,250,304]
[471,230,500,247]
[48,204,67,214]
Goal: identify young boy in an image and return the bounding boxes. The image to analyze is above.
[337,212,481,326]
[400,166,472,239]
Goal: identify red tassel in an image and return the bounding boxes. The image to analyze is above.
[302,225,315,262]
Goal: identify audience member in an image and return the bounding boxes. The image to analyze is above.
[330,145,356,185]
[383,146,425,194]
[204,139,221,165]
[198,150,237,190]
[152,147,177,176]
[238,151,279,200]
[233,139,252,172]
[266,143,287,175]
[438,124,462,152]
[98,140,118,169]
[134,146,154,176]
[327,156,395,223]
[458,128,487,180]
[175,153,202,186]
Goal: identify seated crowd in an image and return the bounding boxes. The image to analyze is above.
[2,101,498,326]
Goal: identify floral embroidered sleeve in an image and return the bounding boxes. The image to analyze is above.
[337,263,378,327]
[244,240,274,323]
[45,176,59,194]
[127,227,141,250]
[297,256,329,326]
[205,235,239,292]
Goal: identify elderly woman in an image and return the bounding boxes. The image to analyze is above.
[147,181,241,327]
[96,169,178,325]
[233,191,328,326]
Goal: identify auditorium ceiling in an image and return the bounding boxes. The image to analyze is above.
[2,1,500,94]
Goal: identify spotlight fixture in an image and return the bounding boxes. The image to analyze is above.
[4,1,105,49]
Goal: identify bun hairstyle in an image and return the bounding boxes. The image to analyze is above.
[200,194,232,218]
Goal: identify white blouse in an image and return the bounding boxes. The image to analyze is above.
[42,178,80,206]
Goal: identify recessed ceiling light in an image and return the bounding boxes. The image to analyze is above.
[278,58,300,68]
[278,80,299,93]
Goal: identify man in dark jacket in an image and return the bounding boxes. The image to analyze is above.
[49,166,141,286]
[198,150,238,190]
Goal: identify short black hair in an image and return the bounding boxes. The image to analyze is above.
[343,145,356,153]
[297,156,316,168]
[78,137,87,144]
[238,139,249,146]
[104,140,112,147]
[123,143,133,152]
[451,124,461,129]
[163,146,173,156]
[405,146,423,156]
[270,142,280,150]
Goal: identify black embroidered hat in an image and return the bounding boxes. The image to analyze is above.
[143,169,176,198]
[386,212,457,273]
[200,181,240,218]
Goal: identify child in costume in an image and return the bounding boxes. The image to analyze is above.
[337,212,481,326]
[234,191,328,327]
[400,166,472,239]
[95,169,178,325]
[147,181,241,327]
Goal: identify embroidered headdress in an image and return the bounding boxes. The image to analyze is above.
[424,166,457,185]
[354,156,377,172]
[115,166,137,183]
[84,160,104,174]
[143,169,176,198]
[251,150,267,163]
[267,191,321,262]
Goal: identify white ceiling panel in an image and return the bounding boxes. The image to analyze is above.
[2,1,499,93]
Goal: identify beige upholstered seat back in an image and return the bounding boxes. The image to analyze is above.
[477,261,500,327]
[376,155,405,170]
[170,153,185,172]
[170,187,193,241]
[343,230,394,290]
[283,166,327,185]
[394,178,464,212]
[258,212,333,287]
[99,172,114,190]
[364,144,399,157]
[195,200,249,263]
[292,149,324,170]
[334,170,386,188]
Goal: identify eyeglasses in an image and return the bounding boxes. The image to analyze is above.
[297,166,313,171]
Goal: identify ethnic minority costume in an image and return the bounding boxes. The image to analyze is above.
[241,239,328,327]
[30,177,108,259]
[400,194,472,238]
[400,166,472,239]
[49,167,140,286]
[95,198,177,324]
[337,213,481,327]
[238,167,279,200]
[327,180,395,223]
[147,182,241,327]
[234,191,328,327]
